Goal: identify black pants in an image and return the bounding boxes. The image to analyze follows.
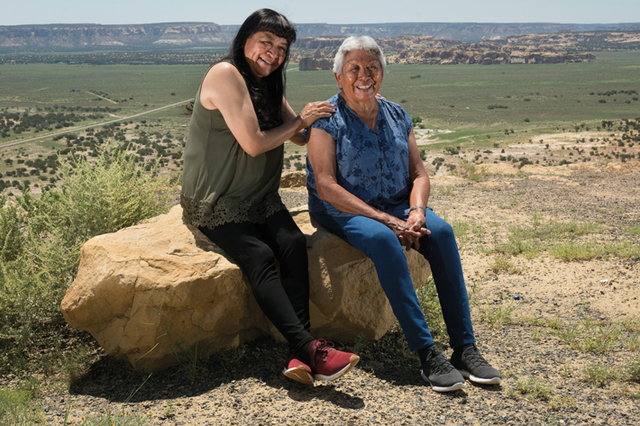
[199,209,314,356]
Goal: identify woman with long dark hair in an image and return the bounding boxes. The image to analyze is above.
[180,9,359,385]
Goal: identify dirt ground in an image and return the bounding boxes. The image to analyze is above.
[19,160,638,426]
[430,161,640,322]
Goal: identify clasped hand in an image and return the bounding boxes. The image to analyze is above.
[387,212,430,251]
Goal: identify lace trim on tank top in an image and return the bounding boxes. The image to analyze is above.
[181,192,286,229]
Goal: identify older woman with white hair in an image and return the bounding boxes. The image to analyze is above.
[306,35,501,392]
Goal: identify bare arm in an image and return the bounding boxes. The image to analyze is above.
[200,63,333,157]
[403,129,432,249]
[282,98,306,146]
[407,129,430,211]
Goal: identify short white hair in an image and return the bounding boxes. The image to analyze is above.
[333,35,386,75]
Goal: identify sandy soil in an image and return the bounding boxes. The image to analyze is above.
[7,162,640,426]
[430,162,640,322]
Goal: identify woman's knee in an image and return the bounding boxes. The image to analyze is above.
[426,214,455,241]
[354,226,402,259]
[372,226,400,245]
[279,227,307,254]
[242,243,278,278]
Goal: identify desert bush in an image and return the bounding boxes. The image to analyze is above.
[457,158,485,181]
[488,255,520,274]
[0,143,175,372]
[0,387,43,426]
[627,357,640,383]
[582,363,620,387]
[515,376,552,400]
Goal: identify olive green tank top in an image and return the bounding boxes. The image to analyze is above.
[180,80,285,230]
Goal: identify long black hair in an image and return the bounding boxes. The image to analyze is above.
[226,9,297,130]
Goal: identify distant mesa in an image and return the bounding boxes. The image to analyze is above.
[1,22,639,54]
[295,33,606,68]
[298,57,333,71]
[0,23,230,53]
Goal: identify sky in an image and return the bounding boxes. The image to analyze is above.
[2,0,639,26]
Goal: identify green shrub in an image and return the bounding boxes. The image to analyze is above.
[0,388,44,425]
[0,143,175,372]
[458,158,484,181]
[80,410,147,426]
[582,363,620,387]
[516,376,552,400]
[626,357,640,383]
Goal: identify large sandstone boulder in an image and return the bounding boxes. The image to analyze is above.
[61,205,432,372]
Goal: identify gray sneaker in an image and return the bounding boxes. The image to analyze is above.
[420,345,466,392]
[450,343,502,385]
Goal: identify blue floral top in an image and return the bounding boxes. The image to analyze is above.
[306,93,413,219]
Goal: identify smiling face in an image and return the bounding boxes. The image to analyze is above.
[244,31,289,81]
[335,49,383,105]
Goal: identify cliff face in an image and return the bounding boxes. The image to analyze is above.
[279,22,640,42]
[295,31,640,68]
[0,23,230,52]
[388,43,598,65]
[2,22,639,54]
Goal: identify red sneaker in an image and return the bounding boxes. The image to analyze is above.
[308,339,359,381]
[282,351,314,385]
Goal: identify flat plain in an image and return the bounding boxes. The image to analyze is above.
[1,50,639,426]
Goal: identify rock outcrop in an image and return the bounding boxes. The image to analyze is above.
[298,57,333,71]
[0,23,230,53]
[299,35,599,67]
[61,205,431,372]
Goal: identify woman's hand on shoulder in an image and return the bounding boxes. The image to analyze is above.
[298,101,335,128]
[282,99,333,146]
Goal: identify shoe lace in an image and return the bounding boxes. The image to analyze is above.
[427,349,455,375]
[463,345,489,369]
[313,339,335,362]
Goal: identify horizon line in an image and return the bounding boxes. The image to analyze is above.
[2,21,640,27]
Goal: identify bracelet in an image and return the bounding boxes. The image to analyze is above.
[409,206,426,214]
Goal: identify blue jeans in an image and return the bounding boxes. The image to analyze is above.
[312,208,475,351]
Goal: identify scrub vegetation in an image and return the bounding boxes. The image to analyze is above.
[1,50,639,424]
[2,52,640,196]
